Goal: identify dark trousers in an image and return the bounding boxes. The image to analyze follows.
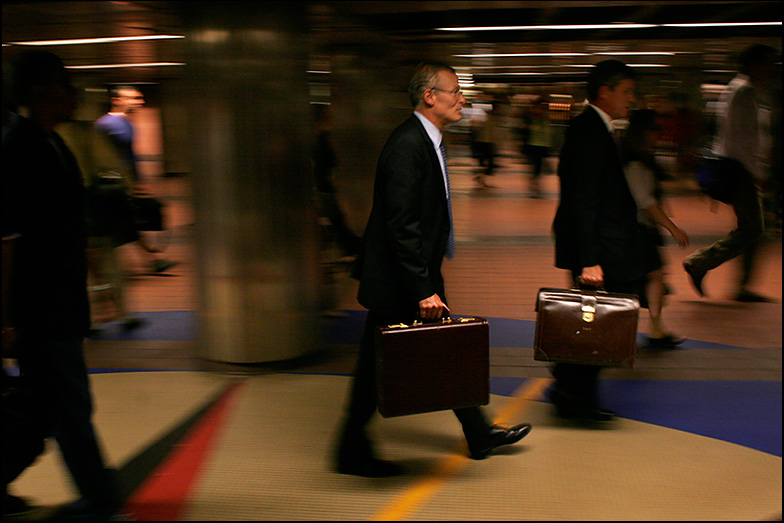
[472,141,496,177]
[2,370,46,489]
[338,309,491,454]
[524,144,549,180]
[686,173,765,289]
[551,276,638,407]
[318,191,360,257]
[8,334,119,508]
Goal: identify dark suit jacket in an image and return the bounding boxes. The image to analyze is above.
[356,115,450,313]
[2,116,91,337]
[553,106,642,282]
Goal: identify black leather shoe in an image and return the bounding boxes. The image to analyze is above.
[548,387,615,423]
[468,423,532,460]
[553,402,616,422]
[336,457,405,478]
[49,498,129,521]
[3,493,34,519]
[335,431,404,478]
[733,290,773,303]
[683,261,706,297]
[645,334,685,348]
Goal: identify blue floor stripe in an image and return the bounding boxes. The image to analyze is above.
[92,309,752,351]
[488,377,782,457]
[601,379,782,457]
[83,310,780,457]
[88,310,197,341]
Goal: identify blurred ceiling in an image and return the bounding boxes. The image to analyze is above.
[2,1,781,91]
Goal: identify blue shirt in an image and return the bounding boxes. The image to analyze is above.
[95,113,137,179]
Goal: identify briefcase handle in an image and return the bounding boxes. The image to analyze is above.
[386,315,477,329]
[573,276,607,293]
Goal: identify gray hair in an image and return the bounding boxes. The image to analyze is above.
[408,61,455,108]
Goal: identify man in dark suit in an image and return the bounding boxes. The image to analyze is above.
[550,59,641,423]
[2,49,122,520]
[335,62,531,477]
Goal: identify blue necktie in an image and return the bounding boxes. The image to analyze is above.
[439,142,456,259]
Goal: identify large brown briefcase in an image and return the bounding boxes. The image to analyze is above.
[534,288,640,367]
[375,316,489,418]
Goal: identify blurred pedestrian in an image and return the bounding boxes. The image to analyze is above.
[58,119,146,332]
[551,59,640,423]
[2,49,123,520]
[471,99,501,188]
[683,44,778,302]
[311,103,360,259]
[94,86,145,184]
[95,85,176,274]
[335,62,531,477]
[622,109,689,348]
[521,98,553,198]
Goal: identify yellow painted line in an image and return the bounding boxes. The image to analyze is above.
[371,377,553,521]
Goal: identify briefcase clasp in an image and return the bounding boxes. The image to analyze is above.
[582,306,595,323]
[581,294,597,323]
[386,320,423,329]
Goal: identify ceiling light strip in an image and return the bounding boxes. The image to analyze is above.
[662,22,781,28]
[595,51,676,56]
[438,22,780,32]
[438,24,656,31]
[4,35,185,46]
[66,62,185,70]
[454,53,589,58]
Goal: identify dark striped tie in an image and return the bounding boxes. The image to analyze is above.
[439,141,456,259]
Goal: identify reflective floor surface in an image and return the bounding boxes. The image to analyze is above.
[4,151,781,521]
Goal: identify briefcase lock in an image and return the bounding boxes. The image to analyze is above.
[580,294,598,323]
[581,305,596,323]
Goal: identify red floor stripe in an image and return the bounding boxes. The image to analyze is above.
[124,380,243,521]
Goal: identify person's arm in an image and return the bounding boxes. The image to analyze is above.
[626,161,689,248]
[643,204,689,247]
[382,133,441,311]
[724,85,761,179]
[562,115,605,281]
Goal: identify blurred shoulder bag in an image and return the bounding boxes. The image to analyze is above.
[696,153,746,204]
[129,196,164,231]
[86,171,139,244]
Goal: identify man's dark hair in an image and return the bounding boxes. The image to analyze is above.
[623,108,659,156]
[586,59,636,102]
[8,49,69,107]
[108,85,139,99]
[408,61,456,108]
[738,44,778,75]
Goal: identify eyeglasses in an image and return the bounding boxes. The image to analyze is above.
[431,87,463,98]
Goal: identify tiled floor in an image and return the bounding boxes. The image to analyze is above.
[4,150,782,521]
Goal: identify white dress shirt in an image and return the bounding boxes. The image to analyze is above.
[413,111,450,196]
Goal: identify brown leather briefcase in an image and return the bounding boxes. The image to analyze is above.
[375,316,490,418]
[534,288,639,367]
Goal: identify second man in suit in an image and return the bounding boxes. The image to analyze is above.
[334,62,532,478]
[550,59,641,423]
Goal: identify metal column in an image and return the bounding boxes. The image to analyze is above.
[184,2,319,363]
